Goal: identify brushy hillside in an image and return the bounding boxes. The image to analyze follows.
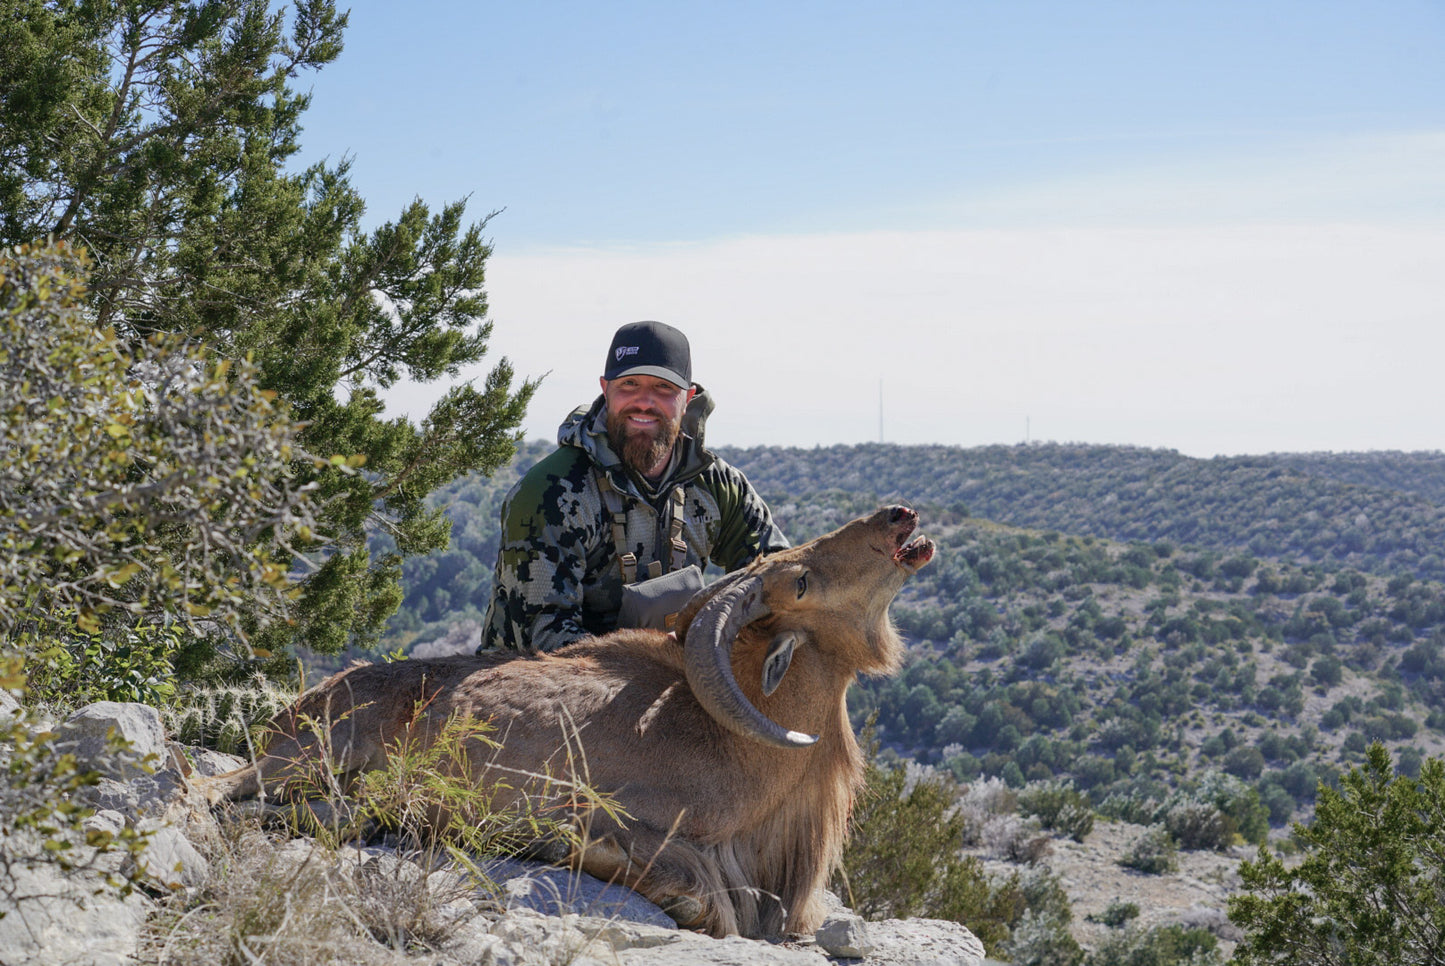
[858,513,1445,830]
[372,442,1445,832]
[729,443,1445,582]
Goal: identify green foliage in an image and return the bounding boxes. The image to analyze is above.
[833,748,1028,953]
[23,619,183,709]
[1018,779,1096,842]
[3,1,535,659]
[1161,800,1228,852]
[1,242,320,644]
[1228,743,1445,966]
[1118,824,1178,875]
[1092,900,1141,928]
[0,660,155,920]
[1197,771,1270,846]
[1086,924,1222,966]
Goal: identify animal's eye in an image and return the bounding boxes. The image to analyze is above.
[796,573,809,599]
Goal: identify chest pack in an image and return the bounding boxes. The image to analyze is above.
[594,467,702,631]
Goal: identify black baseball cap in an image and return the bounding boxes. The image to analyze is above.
[603,321,692,388]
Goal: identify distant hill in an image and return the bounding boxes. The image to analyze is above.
[722,443,1445,581]
[1274,450,1445,504]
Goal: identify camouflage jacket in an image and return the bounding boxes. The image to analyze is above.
[481,388,789,653]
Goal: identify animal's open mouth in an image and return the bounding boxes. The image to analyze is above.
[885,506,934,574]
[894,535,935,574]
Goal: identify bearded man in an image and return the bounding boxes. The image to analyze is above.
[480,321,788,653]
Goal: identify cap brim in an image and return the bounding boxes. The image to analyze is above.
[608,364,690,389]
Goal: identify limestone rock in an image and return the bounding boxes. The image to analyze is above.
[185,746,248,776]
[0,858,151,966]
[481,855,679,929]
[81,808,127,838]
[815,910,875,957]
[56,702,166,780]
[854,918,987,965]
[127,819,211,891]
[613,933,828,965]
[80,769,188,818]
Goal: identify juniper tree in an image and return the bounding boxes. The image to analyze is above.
[1,0,535,661]
[1228,743,1445,966]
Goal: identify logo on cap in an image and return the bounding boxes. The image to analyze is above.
[615,346,640,362]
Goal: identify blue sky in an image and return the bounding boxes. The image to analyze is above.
[296,2,1445,456]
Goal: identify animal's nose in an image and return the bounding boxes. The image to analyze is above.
[888,505,916,525]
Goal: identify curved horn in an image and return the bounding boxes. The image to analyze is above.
[683,576,818,749]
[674,566,752,636]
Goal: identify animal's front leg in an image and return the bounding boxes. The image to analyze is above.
[568,822,739,937]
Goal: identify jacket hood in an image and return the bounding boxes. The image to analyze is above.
[558,385,718,490]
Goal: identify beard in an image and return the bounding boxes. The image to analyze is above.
[606,405,682,477]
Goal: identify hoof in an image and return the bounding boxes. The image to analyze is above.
[658,894,706,929]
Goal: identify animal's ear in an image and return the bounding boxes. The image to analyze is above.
[762,631,801,696]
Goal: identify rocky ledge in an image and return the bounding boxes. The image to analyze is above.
[0,699,985,966]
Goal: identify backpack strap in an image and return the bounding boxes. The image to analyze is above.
[667,485,689,573]
[594,467,637,584]
[595,467,691,582]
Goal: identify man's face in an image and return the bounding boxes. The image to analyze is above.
[601,374,696,480]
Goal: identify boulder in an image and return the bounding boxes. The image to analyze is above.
[0,853,152,966]
[851,918,987,965]
[815,911,875,958]
[127,819,211,891]
[56,702,166,780]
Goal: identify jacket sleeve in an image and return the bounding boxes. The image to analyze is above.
[706,461,790,573]
[481,470,594,653]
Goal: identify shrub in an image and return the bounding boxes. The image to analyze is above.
[958,775,1017,844]
[1118,825,1178,875]
[835,743,1049,955]
[0,241,321,650]
[1018,779,1095,842]
[1002,909,1084,966]
[1310,655,1343,688]
[1222,746,1265,780]
[1097,791,1164,826]
[1162,800,1228,852]
[1257,781,1297,826]
[1092,900,1141,929]
[1084,924,1222,966]
[1196,770,1270,845]
[22,620,185,710]
[981,814,1052,864]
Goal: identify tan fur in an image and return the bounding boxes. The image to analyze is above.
[195,506,931,938]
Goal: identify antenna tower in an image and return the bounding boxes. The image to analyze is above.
[879,379,884,443]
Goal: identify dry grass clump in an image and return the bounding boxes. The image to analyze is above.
[146,708,626,964]
[145,826,410,966]
[146,820,505,963]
